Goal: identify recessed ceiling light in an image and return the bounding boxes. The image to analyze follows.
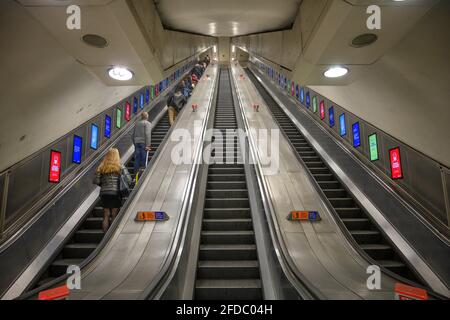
[351,33,378,48]
[82,34,109,48]
[324,66,349,78]
[108,66,133,81]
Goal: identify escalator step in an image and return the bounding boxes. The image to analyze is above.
[63,243,97,259]
[350,230,381,244]
[195,279,262,300]
[203,219,253,231]
[201,231,255,245]
[197,260,260,279]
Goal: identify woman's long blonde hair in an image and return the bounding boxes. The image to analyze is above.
[97,148,121,174]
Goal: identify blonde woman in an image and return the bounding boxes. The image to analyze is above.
[94,148,132,232]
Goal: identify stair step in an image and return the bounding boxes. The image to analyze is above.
[205,198,250,209]
[74,230,104,243]
[203,219,253,231]
[350,230,381,244]
[49,259,84,277]
[197,260,260,279]
[342,218,372,230]
[195,279,262,300]
[201,231,255,245]
[206,189,248,198]
[361,244,395,260]
[203,208,251,219]
[63,243,97,259]
[199,244,257,260]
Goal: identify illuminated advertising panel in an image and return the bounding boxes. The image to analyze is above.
[339,114,346,137]
[125,102,131,121]
[146,88,150,104]
[369,133,379,161]
[49,150,62,183]
[155,84,159,97]
[296,85,299,99]
[133,97,138,114]
[352,122,361,148]
[105,115,111,138]
[90,124,99,150]
[140,93,144,109]
[72,135,82,164]
[329,107,335,127]
[300,88,305,103]
[390,147,403,179]
[306,92,311,108]
[313,96,318,113]
[291,82,295,96]
[116,108,122,129]
[320,101,325,120]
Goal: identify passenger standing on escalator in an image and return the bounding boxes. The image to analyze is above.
[132,112,152,173]
[94,148,132,233]
[167,90,187,126]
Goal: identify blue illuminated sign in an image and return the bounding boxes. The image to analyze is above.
[91,124,99,150]
[339,114,346,137]
[352,122,361,148]
[140,93,144,109]
[306,92,311,108]
[296,85,299,99]
[146,88,150,104]
[72,135,82,164]
[104,115,111,139]
[133,97,138,114]
[329,107,335,127]
[300,88,305,103]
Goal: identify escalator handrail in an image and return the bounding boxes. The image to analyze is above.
[230,66,324,300]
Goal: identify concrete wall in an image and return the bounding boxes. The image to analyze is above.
[218,37,231,63]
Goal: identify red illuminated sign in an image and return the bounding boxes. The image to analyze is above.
[389,147,403,179]
[125,102,131,121]
[320,101,325,120]
[49,150,62,183]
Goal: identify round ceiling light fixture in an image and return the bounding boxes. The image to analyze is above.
[108,66,134,81]
[351,33,378,48]
[324,66,349,78]
[82,34,109,48]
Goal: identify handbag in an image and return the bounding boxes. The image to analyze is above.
[119,171,130,197]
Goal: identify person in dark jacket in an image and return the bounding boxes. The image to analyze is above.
[132,112,152,173]
[94,148,132,232]
[167,91,187,126]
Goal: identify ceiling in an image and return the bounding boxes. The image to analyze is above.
[154,0,302,37]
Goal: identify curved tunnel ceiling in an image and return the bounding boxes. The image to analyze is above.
[154,0,302,36]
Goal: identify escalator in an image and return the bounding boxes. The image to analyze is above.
[245,68,423,285]
[31,113,171,289]
[195,69,263,300]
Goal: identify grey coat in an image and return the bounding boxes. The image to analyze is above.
[94,166,132,196]
[133,120,152,146]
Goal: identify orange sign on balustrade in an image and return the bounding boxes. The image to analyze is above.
[288,211,321,222]
[395,283,428,300]
[38,285,70,300]
[135,211,169,222]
